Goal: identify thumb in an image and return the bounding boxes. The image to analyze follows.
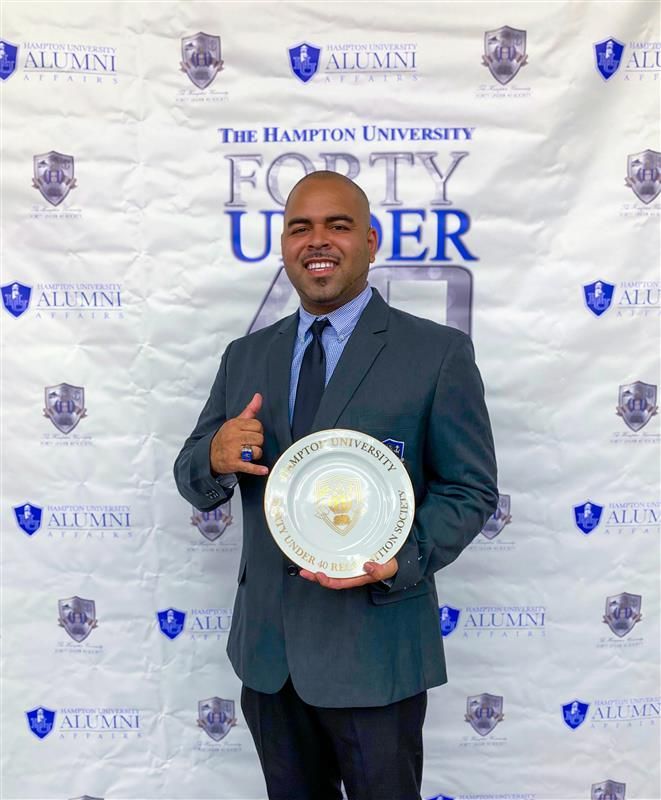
[238,392,263,419]
[364,558,397,579]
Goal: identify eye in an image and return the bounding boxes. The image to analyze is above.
[330,223,349,231]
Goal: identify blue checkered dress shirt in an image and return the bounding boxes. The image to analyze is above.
[289,285,373,423]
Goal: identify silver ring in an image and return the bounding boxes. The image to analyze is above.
[240,444,253,462]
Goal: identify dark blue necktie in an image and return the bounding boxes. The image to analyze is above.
[292,318,329,441]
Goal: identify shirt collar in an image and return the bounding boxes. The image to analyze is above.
[297,284,373,342]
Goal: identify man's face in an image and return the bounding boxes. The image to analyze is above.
[281,176,378,315]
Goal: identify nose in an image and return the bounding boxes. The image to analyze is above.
[307,224,330,250]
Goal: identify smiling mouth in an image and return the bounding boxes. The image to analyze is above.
[304,259,338,274]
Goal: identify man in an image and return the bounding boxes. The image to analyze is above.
[174,171,498,799]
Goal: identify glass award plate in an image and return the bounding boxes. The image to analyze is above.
[264,429,415,579]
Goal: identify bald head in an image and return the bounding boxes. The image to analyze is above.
[284,171,371,229]
[280,169,378,315]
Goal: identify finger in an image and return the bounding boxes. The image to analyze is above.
[238,392,263,420]
[235,462,269,477]
[362,562,388,581]
[242,445,263,462]
[300,571,372,590]
[232,419,264,433]
[320,574,372,590]
[232,430,264,446]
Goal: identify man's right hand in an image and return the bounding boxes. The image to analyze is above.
[210,393,269,477]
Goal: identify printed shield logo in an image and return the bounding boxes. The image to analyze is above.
[0,40,18,81]
[583,280,615,317]
[26,706,56,739]
[13,503,43,536]
[439,605,461,637]
[288,42,321,83]
[32,152,77,206]
[562,699,590,730]
[592,780,626,800]
[616,381,658,432]
[44,383,87,434]
[594,37,625,81]
[626,150,661,204]
[465,693,504,736]
[428,796,455,800]
[573,501,604,535]
[603,592,642,637]
[180,32,223,89]
[482,26,528,85]
[157,608,186,640]
[383,438,405,459]
[58,597,98,643]
[480,494,511,539]
[314,474,364,536]
[190,502,233,541]
[197,697,237,742]
[2,281,32,318]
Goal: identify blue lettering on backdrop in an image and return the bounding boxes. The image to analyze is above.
[227,207,477,263]
[228,210,284,262]
[387,209,427,261]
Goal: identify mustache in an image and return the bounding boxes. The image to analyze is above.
[303,252,339,262]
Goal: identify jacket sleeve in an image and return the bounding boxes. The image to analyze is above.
[387,333,498,593]
[173,342,237,510]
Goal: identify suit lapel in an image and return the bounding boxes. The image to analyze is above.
[266,313,298,453]
[313,289,390,431]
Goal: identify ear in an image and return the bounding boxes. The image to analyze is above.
[367,226,378,263]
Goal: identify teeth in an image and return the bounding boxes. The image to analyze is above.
[306,261,336,271]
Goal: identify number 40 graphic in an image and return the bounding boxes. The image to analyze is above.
[248,265,472,336]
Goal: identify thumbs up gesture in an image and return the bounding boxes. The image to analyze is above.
[210,393,269,477]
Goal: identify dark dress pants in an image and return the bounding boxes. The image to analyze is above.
[241,678,427,800]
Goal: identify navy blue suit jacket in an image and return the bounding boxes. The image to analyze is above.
[174,289,498,707]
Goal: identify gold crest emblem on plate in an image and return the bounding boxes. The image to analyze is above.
[314,474,364,536]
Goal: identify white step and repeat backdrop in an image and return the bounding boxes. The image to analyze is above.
[1,2,660,799]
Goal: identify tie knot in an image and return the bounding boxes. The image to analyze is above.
[310,318,329,340]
